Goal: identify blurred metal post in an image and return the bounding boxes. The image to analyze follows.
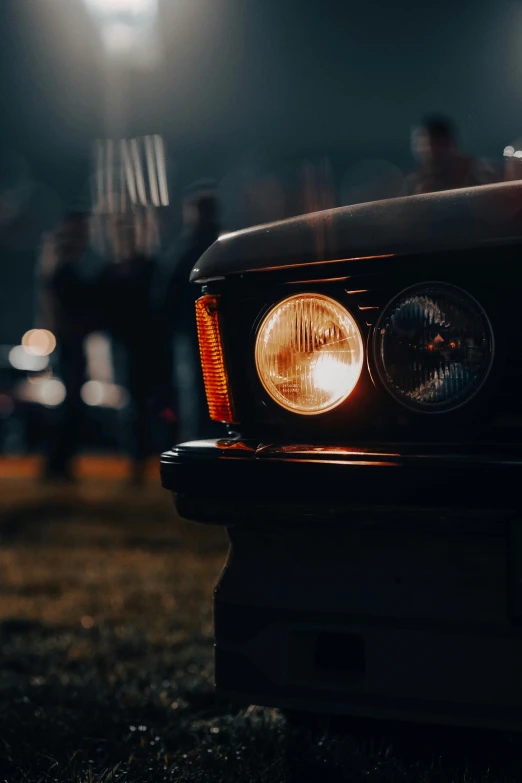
[90,135,169,257]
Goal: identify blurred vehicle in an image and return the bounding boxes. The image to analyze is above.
[162,180,522,731]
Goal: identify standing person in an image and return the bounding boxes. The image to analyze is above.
[160,181,222,442]
[407,115,497,195]
[103,210,158,484]
[40,212,93,480]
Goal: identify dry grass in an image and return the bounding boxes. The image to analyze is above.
[1,476,522,782]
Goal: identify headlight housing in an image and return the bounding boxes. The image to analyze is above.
[255,293,364,415]
[373,282,494,413]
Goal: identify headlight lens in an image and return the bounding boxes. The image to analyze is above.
[373,283,494,412]
[255,293,364,415]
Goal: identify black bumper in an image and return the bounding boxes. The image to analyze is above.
[161,440,522,728]
[160,439,522,525]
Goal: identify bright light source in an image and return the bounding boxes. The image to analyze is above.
[85,333,114,384]
[504,146,515,158]
[310,354,360,398]
[85,0,157,19]
[9,345,49,372]
[40,379,66,408]
[101,22,136,55]
[84,0,159,63]
[81,380,128,409]
[514,151,522,159]
[15,377,66,407]
[22,329,56,357]
[255,294,364,415]
[81,380,105,406]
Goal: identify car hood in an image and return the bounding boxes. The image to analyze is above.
[190,181,522,282]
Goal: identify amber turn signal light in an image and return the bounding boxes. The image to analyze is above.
[195,294,236,424]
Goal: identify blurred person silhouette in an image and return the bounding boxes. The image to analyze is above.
[39,212,93,480]
[102,209,159,484]
[160,180,222,442]
[407,115,497,195]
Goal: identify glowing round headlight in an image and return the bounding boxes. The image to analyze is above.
[373,283,494,413]
[255,293,364,415]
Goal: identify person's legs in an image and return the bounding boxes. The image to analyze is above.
[44,338,86,479]
[125,340,151,483]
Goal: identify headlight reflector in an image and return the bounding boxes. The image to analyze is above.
[373,283,494,412]
[255,293,364,415]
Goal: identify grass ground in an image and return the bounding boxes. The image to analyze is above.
[1,465,522,782]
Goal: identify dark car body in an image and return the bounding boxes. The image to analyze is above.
[161,182,522,730]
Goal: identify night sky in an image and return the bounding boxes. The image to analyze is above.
[1,0,522,341]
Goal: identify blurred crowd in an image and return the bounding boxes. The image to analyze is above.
[3,113,522,480]
[36,182,221,483]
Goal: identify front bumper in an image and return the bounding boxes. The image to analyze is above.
[161,439,522,730]
[160,439,522,525]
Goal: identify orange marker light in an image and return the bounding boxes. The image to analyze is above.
[195,294,236,423]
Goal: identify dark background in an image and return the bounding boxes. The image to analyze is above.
[1,0,522,342]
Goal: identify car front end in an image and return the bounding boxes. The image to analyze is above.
[161,182,522,730]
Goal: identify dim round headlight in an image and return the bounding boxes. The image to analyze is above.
[255,293,364,415]
[373,282,494,413]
